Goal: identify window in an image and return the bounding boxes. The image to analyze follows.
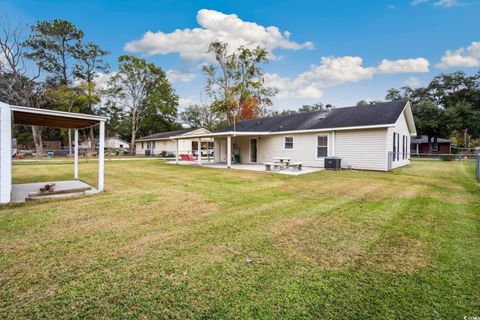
[403,135,407,160]
[284,136,294,149]
[141,141,144,149]
[433,143,438,152]
[317,136,328,158]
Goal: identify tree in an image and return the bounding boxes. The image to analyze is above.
[202,41,277,125]
[385,70,480,147]
[299,102,324,112]
[24,19,83,85]
[105,55,178,154]
[24,19,85,155]
[412,100,448,152]
[74,42,109,150]
[0,15,44,157]
[446,102,480,148]
[180,104,223,131]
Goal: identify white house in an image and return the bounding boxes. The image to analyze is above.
[171,100,416,171]
[79,137,129,150]
[135,128,213,156]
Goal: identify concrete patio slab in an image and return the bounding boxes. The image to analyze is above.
[12,180,99,203]
[166,160,323,175]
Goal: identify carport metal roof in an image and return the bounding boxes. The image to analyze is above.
[10,105,106,128]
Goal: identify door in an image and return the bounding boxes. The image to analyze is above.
[249,138,258,163]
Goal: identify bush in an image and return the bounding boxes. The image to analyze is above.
[440,154,455,161]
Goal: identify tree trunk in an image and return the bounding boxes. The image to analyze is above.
[68,129,72,156]
[464,128,469,149]
[130,135,136,156]
[428,136,432,153]
[130,117,136,155]
[32,126,43,159]
[89,128,95,152]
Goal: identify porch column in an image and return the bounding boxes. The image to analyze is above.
[227,136,232,168]
[98,121,105,192]
[416,143,419,155]
[74,129,79,180]
[175,139,179,164]
[198,138,202,166]
[0,102,12,204]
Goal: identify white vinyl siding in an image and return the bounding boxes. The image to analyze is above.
[387,110,411,169]
[334,129,388,171]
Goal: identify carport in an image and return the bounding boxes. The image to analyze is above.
[0,102,106,203]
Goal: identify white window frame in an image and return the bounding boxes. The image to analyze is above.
[283,136,294,150]
[316,134,329,160]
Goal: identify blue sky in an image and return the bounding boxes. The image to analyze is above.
[1,0,479,110]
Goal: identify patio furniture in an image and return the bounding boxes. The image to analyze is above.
[289,162,303,171]
[180,154,198,161]
[272,157,291,165]
[264,162,276,171]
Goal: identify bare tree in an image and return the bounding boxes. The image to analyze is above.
[0,15,43,158]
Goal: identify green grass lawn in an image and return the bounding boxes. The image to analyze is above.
[1,160,479,319]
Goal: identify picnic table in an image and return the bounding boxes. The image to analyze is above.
[264,157,302,171]
[272,157,291,165]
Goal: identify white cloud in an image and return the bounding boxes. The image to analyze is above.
[377,58,430,73]
[166,70,197,83]
[411,0,429,5]
[0,52,11,72]
[436,41,480,68]
[124,9,313,61]
[405,76,421,87]
[265,55,431,102]
[178,97,200,109]
[434,0,459,7]
[73,72,116,90]
[297,56,376,87]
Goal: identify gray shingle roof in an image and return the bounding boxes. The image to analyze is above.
[217,100,408,133]
[137,128,199,141]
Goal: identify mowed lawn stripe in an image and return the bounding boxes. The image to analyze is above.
[0,160,479,319]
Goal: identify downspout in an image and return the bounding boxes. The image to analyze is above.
[332,131,336,157]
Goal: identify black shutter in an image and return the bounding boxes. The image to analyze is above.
[393,132,396,162]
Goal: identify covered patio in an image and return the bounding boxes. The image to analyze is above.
[0,102,107,203]
[167,160,323,175]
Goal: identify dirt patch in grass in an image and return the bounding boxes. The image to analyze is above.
[271,215,431,273]
[360,234,432,273]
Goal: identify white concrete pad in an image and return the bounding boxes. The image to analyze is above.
[12,180,99,203]
[166,161,323,175]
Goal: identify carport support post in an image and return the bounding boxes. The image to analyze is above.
[227,136,232,168]
[0,103,12,203]
[74,129,79,180]
[198,138,202,166]
[175,139,179,164]
[98,121,105,192]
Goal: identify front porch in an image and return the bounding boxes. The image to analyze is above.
[167,160,323,175]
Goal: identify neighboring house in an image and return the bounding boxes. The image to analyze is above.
[410,135,451,154]
[172,100,417,171]
[135,128,212,156]
[43,137,65,150]
[105,137,129,150]
[79,137,129,150]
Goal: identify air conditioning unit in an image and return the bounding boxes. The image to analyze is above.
[325,157,341,170]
